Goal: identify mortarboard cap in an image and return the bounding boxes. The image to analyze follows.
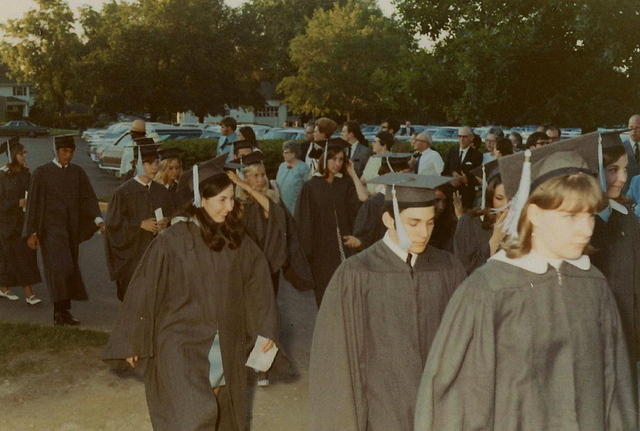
[498,131,604,237]
[233,140,253,153]
[158,147,184,161]
[368,173,452,251]
[231,150,264,167]
[308,137,351,161]
[54,134,76,150]
[373,153,412,175]
[183,154,240,207]
[0,137,19,162]
[127,138,160,175]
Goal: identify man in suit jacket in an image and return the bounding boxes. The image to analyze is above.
[342,121,372,177]
[441,126,483,209]
[623,114,640,182]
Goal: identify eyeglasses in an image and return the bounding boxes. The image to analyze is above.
[458,135,472,138]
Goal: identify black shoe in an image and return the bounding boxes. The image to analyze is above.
[54,310,81,326]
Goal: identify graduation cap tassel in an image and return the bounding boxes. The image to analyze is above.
[503,149,532,239]
[392,185,412,250]
[597,135,612,222]
[323,139,328,171]
[51,136,56,157]
[386,158,394,173]
[480,164,487,211]
[193,164,201,208]
[135,147,144,177]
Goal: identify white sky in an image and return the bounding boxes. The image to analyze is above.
[0,0,397,21]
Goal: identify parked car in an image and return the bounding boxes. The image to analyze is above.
[0,120,48,137]
[261,127,305,141]
[431,127,459,142]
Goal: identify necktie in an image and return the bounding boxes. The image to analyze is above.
[405,253,413,269]
[413,152,422,173]
[459,150,464,164]
[635,143,640,163]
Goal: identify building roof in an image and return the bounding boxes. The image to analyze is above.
[0,64,30,86]
[6,96,28,104]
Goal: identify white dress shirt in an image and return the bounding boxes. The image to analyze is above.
[417,148,445,176]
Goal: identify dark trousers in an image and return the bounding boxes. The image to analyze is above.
[53,299,71,312]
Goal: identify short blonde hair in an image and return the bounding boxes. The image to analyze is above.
[504,173,606,258]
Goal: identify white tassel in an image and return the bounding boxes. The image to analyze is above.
[480,164,487,211]
[597,134,611,221]
[386,157,394,173]
[503,149,532,238]
[6,141,11,163]
[135,147,144,176]
[193,164,201,207]
[392,185,411,250]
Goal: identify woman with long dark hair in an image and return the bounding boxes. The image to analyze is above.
[591,136,640,394]
[453,161,509,274]
[296,139,362,305]
[104,154,278,431]
[415,134,637,430]
[0,139,42,304]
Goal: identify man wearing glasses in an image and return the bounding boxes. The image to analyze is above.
[441,126,483,209]
[379,118,400,136]
[411,132,444,176]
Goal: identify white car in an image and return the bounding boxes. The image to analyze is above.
[261,127,305,141]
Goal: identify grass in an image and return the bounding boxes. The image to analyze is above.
[49,128,80,136]
[0,321,109,374]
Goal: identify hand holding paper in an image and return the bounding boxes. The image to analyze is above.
[245,335,278,372]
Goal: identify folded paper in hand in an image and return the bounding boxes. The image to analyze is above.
[154,208,164,220]
[245,335,278,372]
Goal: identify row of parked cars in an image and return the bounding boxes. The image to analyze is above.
[83,120,584,177]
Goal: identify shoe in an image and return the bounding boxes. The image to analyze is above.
[0,289,19,301]
[25,295,42,305]
[54,310,80,326]
[257,372,270,387]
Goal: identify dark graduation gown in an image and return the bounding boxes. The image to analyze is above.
[414,253,637,431]
[105,178,175,293]
[295,175,361,303]
[103,221,278,431]
[592,205,640,388]
[23,162,101,302]
[309,240,466,431]
[241,197,287,274]
[352,192,386,251]
[453,213,492,274]
[0,169,41,287]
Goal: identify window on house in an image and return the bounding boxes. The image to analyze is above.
[256,106,278,117]
[13,86,28,96]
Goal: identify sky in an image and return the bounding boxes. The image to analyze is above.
[0,0,397,21]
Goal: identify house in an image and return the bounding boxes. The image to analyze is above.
[0,64,35,121]
[176,81,298,127]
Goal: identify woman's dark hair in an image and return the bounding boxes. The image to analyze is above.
[375,131,395,151]
[344,120,367,147]
[509,132,523,150]
[6,143,26,175]
[526,132,549,149]
[472,133,482,150]
[471,176,503,229]
[495,137,513,157]
[238,126,257,148]
[603,145,631,205]
[317,146,347,177]
[183,174,244,251]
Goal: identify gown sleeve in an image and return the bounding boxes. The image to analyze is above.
[309,263,368,431]
[280,202,314,291]
[601,282,638,429]
[239,238,279,342]
[453,214,491,274]
[294,181,314,261]
[22,168,45,238]
[414,273,497,431]
[0,173,19,212]
[104,189,141,281]
[260,198,288,273]
[78,167,101,242]
[353,196,382,250]
[103,234,169,361]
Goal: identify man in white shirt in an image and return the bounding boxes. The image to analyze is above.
[411,132,444,176]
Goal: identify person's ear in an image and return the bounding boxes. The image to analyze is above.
[526,203,542,229]
[382,211,395,230]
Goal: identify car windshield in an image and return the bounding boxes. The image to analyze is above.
[432,128,457,138]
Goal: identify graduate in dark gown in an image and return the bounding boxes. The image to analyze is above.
[414,133,638,431]
[591,136,640,393]
[104,154,279,431]
[310,173,465,431]
[295,138,363,304]
[23,135,103,325]
[453,160,509,274]
[351,153,412,251]
[0,139,42,304]
[105,140,175,301]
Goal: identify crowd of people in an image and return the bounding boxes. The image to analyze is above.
[0,113,639,430]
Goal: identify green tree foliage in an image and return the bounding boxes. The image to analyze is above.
[0,0,82,125]
[77,0,260,121]
[278,0,414,120]
[394,0,640,127]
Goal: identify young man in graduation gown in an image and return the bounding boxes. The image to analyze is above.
[23,135,104,325]
[309,173,467,431]
[105,140,175,301]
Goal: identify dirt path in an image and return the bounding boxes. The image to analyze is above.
[0,347,310,430]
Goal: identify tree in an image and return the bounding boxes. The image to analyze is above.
[78,0,260,121]
[0,0,82,125]
[278,0,414,119]
[394,0,640,127]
